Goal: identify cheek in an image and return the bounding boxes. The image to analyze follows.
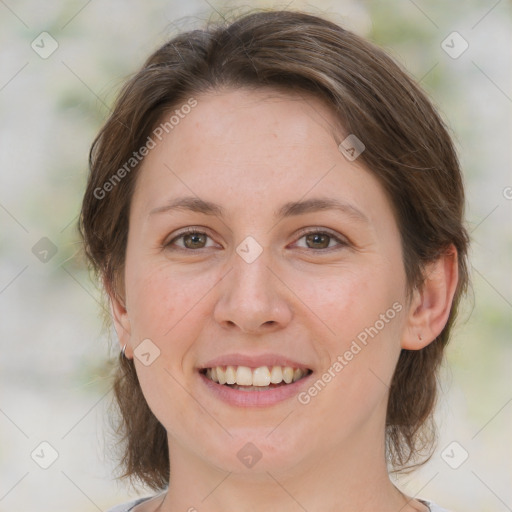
[295,264,405,404]
[126,262,199,336]
[133,357,192,438]
[294,262,403,346]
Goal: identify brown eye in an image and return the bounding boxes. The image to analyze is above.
[165,229,215,251]
[305,232,331,249]
[294,229,348,251]
[182,232,207,249]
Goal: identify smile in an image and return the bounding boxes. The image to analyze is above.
[200,365,312,391]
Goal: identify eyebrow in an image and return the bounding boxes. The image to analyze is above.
[149,196,369,223]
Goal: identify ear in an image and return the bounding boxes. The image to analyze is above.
[401,244,459,350]
[104,277,132,356]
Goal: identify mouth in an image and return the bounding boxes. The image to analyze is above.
[199,365,313,392]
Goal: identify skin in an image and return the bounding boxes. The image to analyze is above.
[109,88,459,512]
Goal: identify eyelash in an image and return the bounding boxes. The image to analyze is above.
[164,227,349,253]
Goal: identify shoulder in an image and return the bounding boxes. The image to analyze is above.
[105,496,153,512]
[419,498,454,512]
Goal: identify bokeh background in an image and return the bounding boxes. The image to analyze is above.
[0,1,511,511]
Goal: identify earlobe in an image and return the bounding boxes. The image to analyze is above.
[401,245,459,350]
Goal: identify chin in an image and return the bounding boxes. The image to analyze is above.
[200,426,310,476]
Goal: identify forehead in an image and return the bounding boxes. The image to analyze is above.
[175,87,342,155]
[130,87,390,229]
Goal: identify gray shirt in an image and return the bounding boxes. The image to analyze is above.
[105,496,452,511]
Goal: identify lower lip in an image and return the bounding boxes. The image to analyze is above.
[198,371,314,407]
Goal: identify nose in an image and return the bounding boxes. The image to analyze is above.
[213,246,293,334]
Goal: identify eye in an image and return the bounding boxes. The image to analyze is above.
[164,227,349,252]
[165,228,217,250]
[293,229,348,251]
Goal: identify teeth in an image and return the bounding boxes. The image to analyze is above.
[217,366,227,385]
[225,365,236,385]
[252,366,271,386]
[293,368,303,382]
[236,366,253,386]
[270,366,283,384]
[203,365,309,386]
[282,366,294,384]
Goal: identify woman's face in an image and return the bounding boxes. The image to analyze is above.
[114,88,412,476]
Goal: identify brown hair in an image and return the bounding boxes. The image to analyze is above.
[79,8,470,491]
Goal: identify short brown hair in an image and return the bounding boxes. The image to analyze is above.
[79,8,470,491]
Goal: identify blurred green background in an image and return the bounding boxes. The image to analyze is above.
[0,1,511,511]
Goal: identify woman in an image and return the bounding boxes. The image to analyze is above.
[79,9,469,512]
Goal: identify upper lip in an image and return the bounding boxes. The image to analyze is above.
[198,353,312,371]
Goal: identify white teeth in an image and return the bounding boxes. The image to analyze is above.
[252,367,271,386]
[236,366,253,386]
[204,365,310,386]
[270,365,283,384]
[225,365,236,385]
[282,366,294,384]
[217,366,227,385]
